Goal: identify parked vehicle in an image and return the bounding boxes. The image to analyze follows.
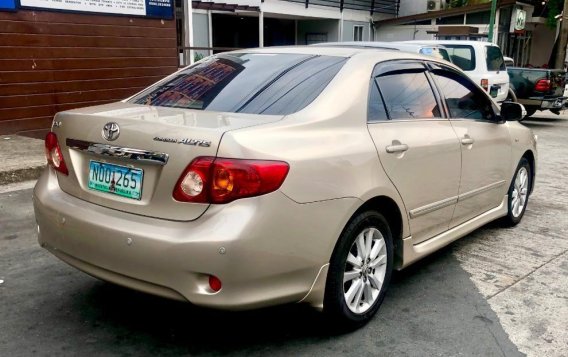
[312,41,454,63]
[34,47,536,328]
[507,67,566,118]
[405,40,510,103]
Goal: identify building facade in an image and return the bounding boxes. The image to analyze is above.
[0,0,399,134]
[374,0,556,68]
[0,0,179,135]
[179,0,400,65]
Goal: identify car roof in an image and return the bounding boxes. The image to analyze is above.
[405,40,499,48]
[311,41,448,51]
[231,45,398,58]
[221,46,463,72]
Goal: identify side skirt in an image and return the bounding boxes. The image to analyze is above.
[399,195,508,269]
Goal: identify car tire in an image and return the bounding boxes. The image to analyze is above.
[323,211,393,329]
[502,158,531,227]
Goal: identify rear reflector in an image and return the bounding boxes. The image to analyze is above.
[45,132,69,175]
[173,157,289,204]
[534,79,551,92]
[208,275,222,292]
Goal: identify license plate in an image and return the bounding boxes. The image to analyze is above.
[490,86,499,98]
[88,161,143,200]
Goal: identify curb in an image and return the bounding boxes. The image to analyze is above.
[0,166,45,186]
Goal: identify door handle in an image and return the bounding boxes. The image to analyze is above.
[386,143,409,153]
[461,135,475,145]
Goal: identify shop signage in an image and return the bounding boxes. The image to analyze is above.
[0,0,16,10]
[20,0,173,19]
[511,8,527,33]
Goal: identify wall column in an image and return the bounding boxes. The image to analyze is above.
[339,11,344,41]
[259,10,264,47]
[493,8,500,45]
[207,10,213,56]
[183,0,194,64]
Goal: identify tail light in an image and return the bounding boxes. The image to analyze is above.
[534,79,551,92]
[481,79,489,91]
[173,157,289,204]
[45,132,69,175]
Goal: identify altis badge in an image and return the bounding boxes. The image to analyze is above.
[153,136,211,147]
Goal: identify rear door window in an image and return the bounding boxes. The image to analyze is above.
[129,53,346,115]
[443,45,476,71]
[486,46,506,71]
[373,62,442,120]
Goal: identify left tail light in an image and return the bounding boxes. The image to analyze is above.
[173,157,290,204]
[45,132,69,175]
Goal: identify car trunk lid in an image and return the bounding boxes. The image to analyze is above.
[52,102,283,221]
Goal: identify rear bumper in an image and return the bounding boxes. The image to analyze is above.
[33,168,358,310]
[518,97,567,109]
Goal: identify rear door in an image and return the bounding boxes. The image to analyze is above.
[484,45,509,102]
[366,61,461,243]
[428,63,512,227]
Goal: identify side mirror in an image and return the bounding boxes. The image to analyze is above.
[500,102,526,121]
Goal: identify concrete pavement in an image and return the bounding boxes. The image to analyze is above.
[0,135,45,185]
[450,113,568,356]
[1,112,568,356]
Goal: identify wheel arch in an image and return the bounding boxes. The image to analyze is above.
[346,195,405,269]
[522,149,536,195]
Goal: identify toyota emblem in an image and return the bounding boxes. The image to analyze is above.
[102,122,120,141]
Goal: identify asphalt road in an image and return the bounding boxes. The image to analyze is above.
[1,113,567,356]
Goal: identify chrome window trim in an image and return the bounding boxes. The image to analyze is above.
[66,139,169,166]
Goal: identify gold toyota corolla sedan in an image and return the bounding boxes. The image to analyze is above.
[34,46,536,327]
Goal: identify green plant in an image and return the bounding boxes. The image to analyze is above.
[194,52,205,62]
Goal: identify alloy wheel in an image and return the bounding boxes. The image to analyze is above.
[343,227,387,314]
[512,166,529,218]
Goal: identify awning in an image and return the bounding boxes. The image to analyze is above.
[192,1,260,12]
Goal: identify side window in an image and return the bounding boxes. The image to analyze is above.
[376,69,442,120]
[444,45,475,71]
[486,46,506,71]
[367,80,388,122]
[431,69,495,120]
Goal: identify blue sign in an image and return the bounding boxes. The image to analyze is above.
[146,0,173,19]
[0,0,16,10]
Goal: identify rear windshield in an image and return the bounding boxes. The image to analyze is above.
[486,45,506,71]
[419,47,452,62]
[443,45,476,71]
[129,53,346,115]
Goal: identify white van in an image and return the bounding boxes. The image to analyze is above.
[405,40,510,103]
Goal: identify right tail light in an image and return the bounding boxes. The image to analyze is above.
[173,157,289,204]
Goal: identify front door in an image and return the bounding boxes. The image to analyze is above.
[366,61,462,244]
[429,64,512,227]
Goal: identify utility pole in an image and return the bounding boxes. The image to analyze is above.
[487,0,498,43]
[555,0,568,69]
